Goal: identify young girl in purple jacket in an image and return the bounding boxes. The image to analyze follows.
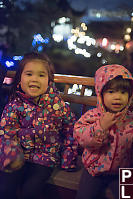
[0,52,77,199]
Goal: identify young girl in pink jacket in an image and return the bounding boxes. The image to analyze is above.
[74,64,133,199]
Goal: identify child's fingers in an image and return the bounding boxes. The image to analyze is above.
[10,159,23,169]
[112,119,118,124]
[115,112,122,117]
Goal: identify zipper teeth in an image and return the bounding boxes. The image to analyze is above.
[109,128,118,171]
[34,106,37,150]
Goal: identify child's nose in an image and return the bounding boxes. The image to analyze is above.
[114,92,122,99]
[32,75,39,81]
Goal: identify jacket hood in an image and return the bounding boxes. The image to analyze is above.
[95,64,133,113]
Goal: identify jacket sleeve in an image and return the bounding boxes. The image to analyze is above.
[60,101,78,169]
[74,109,109,149]
[0,103,24,171]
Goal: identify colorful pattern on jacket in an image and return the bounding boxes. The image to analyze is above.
[74,65,133,176]
[0,83,78,172]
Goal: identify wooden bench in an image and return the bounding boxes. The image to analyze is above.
[5,72,114,199]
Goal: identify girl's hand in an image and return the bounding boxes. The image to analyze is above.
[100,112,122,131]
[10,158,23,170]
[6,155,24,171]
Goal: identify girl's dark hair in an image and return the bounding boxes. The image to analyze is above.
[101,76,133,98]
[0,63,7,88]
[10,52,55,100]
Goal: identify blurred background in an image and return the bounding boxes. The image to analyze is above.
[1,2,133,198]
[1,0,133,76]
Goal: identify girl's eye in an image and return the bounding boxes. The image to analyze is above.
[108,90,114,93]
[40,74,45,77]
[26,73,32,76]
[121,90,127,94]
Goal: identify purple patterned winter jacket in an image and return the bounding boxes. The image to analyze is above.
[0,83,78,171]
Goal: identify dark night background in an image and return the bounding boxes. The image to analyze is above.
[1,0,133,76]
[1,2,133,198]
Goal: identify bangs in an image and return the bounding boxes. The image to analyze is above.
[109,78,131,91]
[102,76,133,97]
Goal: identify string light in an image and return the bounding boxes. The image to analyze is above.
[126,27,132,34]
[124,34,131,41]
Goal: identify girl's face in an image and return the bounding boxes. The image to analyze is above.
[103,89,129,113]
[20,60,49,103]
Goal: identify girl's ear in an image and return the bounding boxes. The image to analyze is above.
[17,82,22,91]
[17,83,20,88]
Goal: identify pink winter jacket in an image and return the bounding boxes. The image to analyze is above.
[74,64,133,176]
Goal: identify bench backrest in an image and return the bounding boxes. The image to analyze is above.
[54,74,97,115]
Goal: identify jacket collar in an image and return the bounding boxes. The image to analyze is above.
[16,82,59,106]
